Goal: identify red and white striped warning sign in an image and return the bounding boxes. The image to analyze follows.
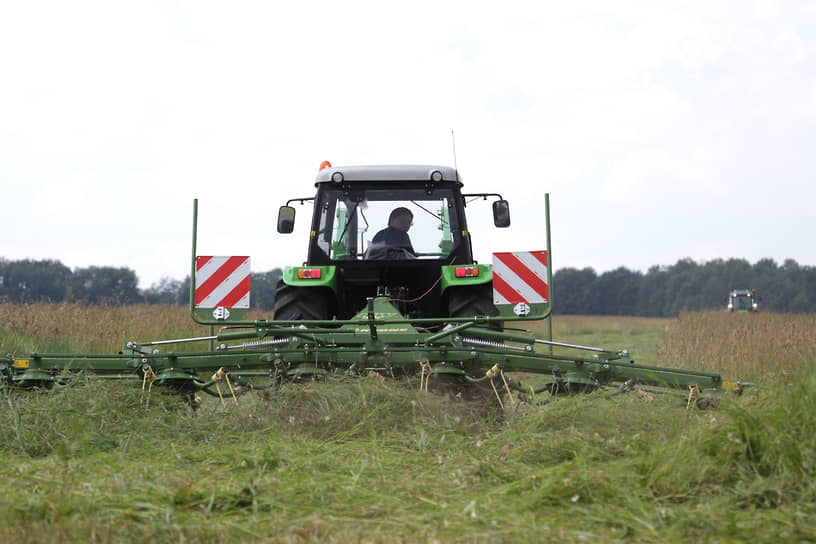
[195,256,250,309]
[492,251,549,307]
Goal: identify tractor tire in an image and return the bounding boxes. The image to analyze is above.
[273,280,333,322]
[447,283,503,331]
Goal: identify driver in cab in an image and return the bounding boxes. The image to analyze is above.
[367,207,415,258]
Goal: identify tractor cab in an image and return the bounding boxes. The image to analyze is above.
[727,289,759,312]
[276,164,510,321]
[308,165,470,264]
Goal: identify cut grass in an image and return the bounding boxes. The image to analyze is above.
[1,303,815,542]
[2,376,814,542]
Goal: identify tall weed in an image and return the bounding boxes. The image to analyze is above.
[656,311,816,381]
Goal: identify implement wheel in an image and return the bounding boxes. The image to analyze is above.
[446,283,503,331]
[273,281,334,322]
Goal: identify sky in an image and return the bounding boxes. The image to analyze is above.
[2,1,815,289]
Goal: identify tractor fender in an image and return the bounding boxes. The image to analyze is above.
[439,264,493,295]
[281,266,338,293]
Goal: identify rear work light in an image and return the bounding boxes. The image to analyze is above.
[297,268,322,279]
[455,266,479,278]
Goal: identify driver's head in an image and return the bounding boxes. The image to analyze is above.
[388,207,413,231]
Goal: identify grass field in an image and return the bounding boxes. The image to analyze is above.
[1,303,815,543]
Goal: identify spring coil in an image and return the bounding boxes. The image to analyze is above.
[233,337,291,350]
[461,336,510,350]
[461,336,529,351]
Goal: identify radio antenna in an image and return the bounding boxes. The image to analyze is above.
[451,130,459,180]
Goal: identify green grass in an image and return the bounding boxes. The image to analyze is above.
[540,315,670,366]
[1,305,815,542]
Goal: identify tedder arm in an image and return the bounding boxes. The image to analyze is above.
[0,297,751,406]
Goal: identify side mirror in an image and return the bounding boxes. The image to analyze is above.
[492,200,511,228]
[277,206,296,234]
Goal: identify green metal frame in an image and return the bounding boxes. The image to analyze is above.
[189,198,553,329]
[0,296,750,403]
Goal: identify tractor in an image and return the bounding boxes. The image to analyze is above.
[727,289,759,313]
[273,163,507,326]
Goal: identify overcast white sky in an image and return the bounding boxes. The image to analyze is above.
[2,1,815,289]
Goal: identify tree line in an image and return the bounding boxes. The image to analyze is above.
[552,257,816,315]
[2,256,814,315]
[0,258,283,310]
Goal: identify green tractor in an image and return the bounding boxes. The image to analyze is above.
[274,163,510,326]
[727,289,759,313]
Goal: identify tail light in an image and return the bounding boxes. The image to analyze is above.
[297,268,322,279]
[455,266,479,278]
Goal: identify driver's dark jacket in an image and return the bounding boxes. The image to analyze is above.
[371,226,415,254]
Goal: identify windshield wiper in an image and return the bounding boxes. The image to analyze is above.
[411,200,442,221]
[337,201,359,245]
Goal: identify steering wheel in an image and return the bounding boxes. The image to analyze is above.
[365,246,416,260]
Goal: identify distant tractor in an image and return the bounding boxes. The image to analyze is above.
[727,289,759,312]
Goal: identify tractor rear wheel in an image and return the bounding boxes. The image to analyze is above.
[446,283,503,331]
[273,281,333,322]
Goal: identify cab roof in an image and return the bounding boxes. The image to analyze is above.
[730,289,755,296]
[315,164,461,185]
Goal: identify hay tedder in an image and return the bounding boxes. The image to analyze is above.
[1,163,751,407]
